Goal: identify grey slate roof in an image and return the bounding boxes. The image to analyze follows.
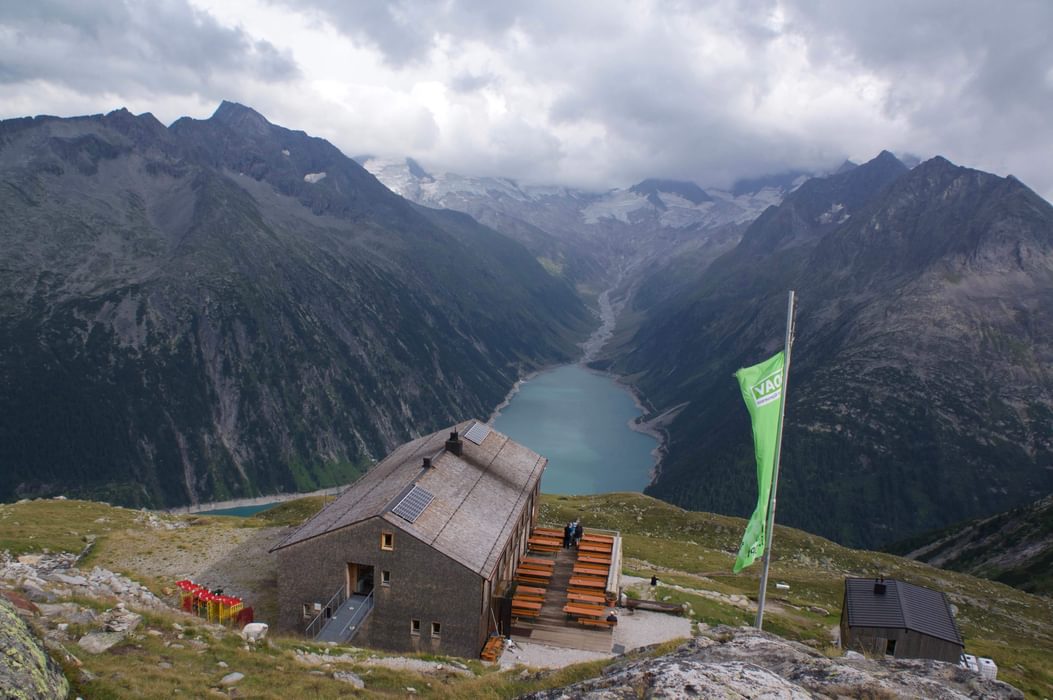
[843,578,964,647]
[271,420,546,579]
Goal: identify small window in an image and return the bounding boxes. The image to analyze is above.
[381,570,391,586]
[410,619,421,636]
[302,604,312,619]
[431,622,441,637]
[885,639,897,656]
[381,532,394,550]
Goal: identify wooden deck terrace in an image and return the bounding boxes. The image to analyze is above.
[509,542,618,653]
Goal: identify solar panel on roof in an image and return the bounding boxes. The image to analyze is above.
[464,422,491,445]
[392,485,434,523]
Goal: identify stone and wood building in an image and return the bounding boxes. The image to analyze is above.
[271,420,545,658]
[840,577,964,663]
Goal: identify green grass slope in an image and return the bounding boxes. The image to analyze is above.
[1,494,1050,698]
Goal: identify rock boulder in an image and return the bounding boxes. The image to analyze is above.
[0,598,69,699]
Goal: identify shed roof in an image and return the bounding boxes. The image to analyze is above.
[270,420,546,579]
[843,578,963,647]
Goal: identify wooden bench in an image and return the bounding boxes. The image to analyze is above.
[577,555,611,565]
[516,566,552,578]
[581,533,615,544]
[578,617,616,628]
[568,575,605,588]
[572,563,609,576]
[567,591,606,605]
[532,527,564,538]
[515,585,547,596]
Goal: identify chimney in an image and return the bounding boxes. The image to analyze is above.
[874,576,887,595]
[445,430,463,456]
[422,457,432,469]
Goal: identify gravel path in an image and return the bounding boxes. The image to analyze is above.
[498,609,694,669]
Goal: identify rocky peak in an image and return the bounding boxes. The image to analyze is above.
[736,149,908,253]
[834,158,858,174]
[210,100,273,135]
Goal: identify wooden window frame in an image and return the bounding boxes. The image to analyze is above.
[431,621,441,637]
[410,619,421,636]
[381,570,391,586]
[381,532,394,550]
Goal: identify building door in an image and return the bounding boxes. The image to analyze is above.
[346,562,374,596]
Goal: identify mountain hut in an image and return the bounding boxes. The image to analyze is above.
[840,577,964,663]
[270,420,545,658]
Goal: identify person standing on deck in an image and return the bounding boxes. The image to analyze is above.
[573,521,584,547]
[563,522,573,548]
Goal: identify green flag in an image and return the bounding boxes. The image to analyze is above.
[732,351,786,573]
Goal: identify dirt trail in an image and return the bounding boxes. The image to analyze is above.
[91,518,289,624]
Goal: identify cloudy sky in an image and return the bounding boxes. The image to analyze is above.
[2,0,1051,196]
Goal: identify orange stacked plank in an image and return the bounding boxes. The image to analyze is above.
[480,635,504,662]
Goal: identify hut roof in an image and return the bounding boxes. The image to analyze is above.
[843,578,964,647]
[270,420,546,579]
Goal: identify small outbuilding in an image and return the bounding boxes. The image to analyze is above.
[271,420,545,658]
[840,577,964,663]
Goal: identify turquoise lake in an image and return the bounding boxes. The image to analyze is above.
[492,364,658,495]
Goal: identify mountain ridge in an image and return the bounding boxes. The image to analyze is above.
[0,104,591,507]
[607,152,1053,549]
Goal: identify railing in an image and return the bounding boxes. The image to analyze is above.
[304,584,348,639]
[340,590,374,642]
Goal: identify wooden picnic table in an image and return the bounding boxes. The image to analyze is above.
[562,603,607,618]
[578,543,612,554]
[528,541,560,553]
[568,576,605,589]
[567,591,606,605]
[577,555,611,565]
[515,585,547,597]
[528,535,561,546]
[516,575,551,586]
[516,574,551,586]
[514,587,546,598]
[532,527,563,537]
[581,533,615,543]
[573,562,608,574]
[511,598,542,612]
[520,556,554,568]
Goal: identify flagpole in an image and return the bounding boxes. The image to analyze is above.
[754,290,797,629]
